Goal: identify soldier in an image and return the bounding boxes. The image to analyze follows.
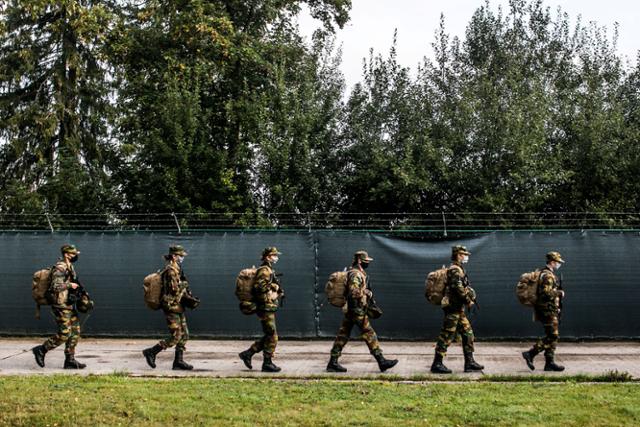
[326,250,398,373]
[430,245,484,374]
[522,251,566,371]
[238,247,284,373]
[31,244,86,369]
[142,245,194,370]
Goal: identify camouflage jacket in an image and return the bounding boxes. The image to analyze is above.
[346,266,369,315]
[536,267,562,315]
[161,260,188,313]
[445,262,473,311]
[49,260,77,309]
[252,261,280,312]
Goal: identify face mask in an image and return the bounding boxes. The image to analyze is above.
[554,262,562,270]
[461,255,469,264]
[70,255,79,263]
[176,256,185,264]
[271,256,279,264]
[360,262,369,270]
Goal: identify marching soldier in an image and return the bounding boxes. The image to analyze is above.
[143,245,194,370]
[31,244,86,369]
[430,245,484,374]
[522,251,566,371]
[239,247,284,372]
[326,250,398,373]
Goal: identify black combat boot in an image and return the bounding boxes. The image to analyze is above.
[463,352,484,372]
[326,356,347,372]
[172,349,194,370]
[262,354,282,372]
[522,349,538,371]
[142,344,163,369]
[374,352,399,372]
[63,354,87,369]
[239,349,256,370]
[544,355,565,372]
[32,345,48,368]
[430,353,452,374]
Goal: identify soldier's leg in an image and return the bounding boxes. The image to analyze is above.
[458,312,475,355]
[43,308,74,351]
[64,311,81,355]
[160,312,184,350]
[330,315,355,358]
[459,313,483,371]
[353,314,380,355]
[177,314,189,351]
[541,315,559,357]
[259,312,280,372]
[435,311,461,358]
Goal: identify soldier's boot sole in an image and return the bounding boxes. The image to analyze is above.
[378,359,399,373]
[430,364,452,374]
[522,351,536,371]
[544,363,565,372]
[326,362,347,373]
[464,363,484,373]
[143,349,157,369]
[239,350,254,370]
[172,362,194,370]
[32,346,46,368]
[262,364,282,373]
[64,361,87,369]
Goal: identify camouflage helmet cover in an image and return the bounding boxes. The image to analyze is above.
[353,250,374,262]
[60,244,80,255]
[169,245,188,256]
[546,251,565,263]
[262,247,282,259]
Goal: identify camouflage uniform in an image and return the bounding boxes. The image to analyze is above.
[250,261,280,356]
[531,266,562,356]
[434,261,475,358]
[330,266,381,358]
[158,260,190,351]
[143,245,194,370]
[522,251,565,371]
[239,247,283,372]
[327,251,397,373]
[42,260,81,355]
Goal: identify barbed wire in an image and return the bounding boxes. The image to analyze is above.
[0,212,639,232]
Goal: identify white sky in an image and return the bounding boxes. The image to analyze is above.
[298,0,640,89]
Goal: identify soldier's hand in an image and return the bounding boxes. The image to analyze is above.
[69,283,79,290]
[466,301,475,309]
[364,289,373,298]
[558,290,565,299]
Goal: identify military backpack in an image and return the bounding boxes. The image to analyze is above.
[424,266,448,305]
[235,267,257,315]
[516,270,541,306]
[32,267,53,319]
[325,270,348,308]
[143,270,164,310]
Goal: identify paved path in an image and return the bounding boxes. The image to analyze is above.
[1,339,638,378]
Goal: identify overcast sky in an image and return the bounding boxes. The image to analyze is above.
[298,0,640,89]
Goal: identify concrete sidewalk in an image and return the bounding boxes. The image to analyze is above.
[1,339,638,378]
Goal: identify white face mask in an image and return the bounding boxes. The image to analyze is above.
[554,262,562,270]
[176,256,185,264]
[271,256,279,264]
[461,255,469,264]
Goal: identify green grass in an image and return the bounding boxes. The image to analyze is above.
[0,375,639,426]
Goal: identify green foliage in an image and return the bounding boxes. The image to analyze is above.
[1,0,639,221]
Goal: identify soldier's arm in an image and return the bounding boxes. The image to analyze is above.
[348,272,366,304]
[539,273,562,300]
[254,267,272,294]
[50,265,71,292]
[165,268,182,296]
[448,267,472,304]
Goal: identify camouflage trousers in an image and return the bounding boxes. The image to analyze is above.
[250,311,278,356]
[330,312,381,358]
[43,307,81,355]
[531,312,559,356]
[159,311,189,351]
[435,309,475,358]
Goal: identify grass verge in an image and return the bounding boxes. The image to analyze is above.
[0,375,639,426]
